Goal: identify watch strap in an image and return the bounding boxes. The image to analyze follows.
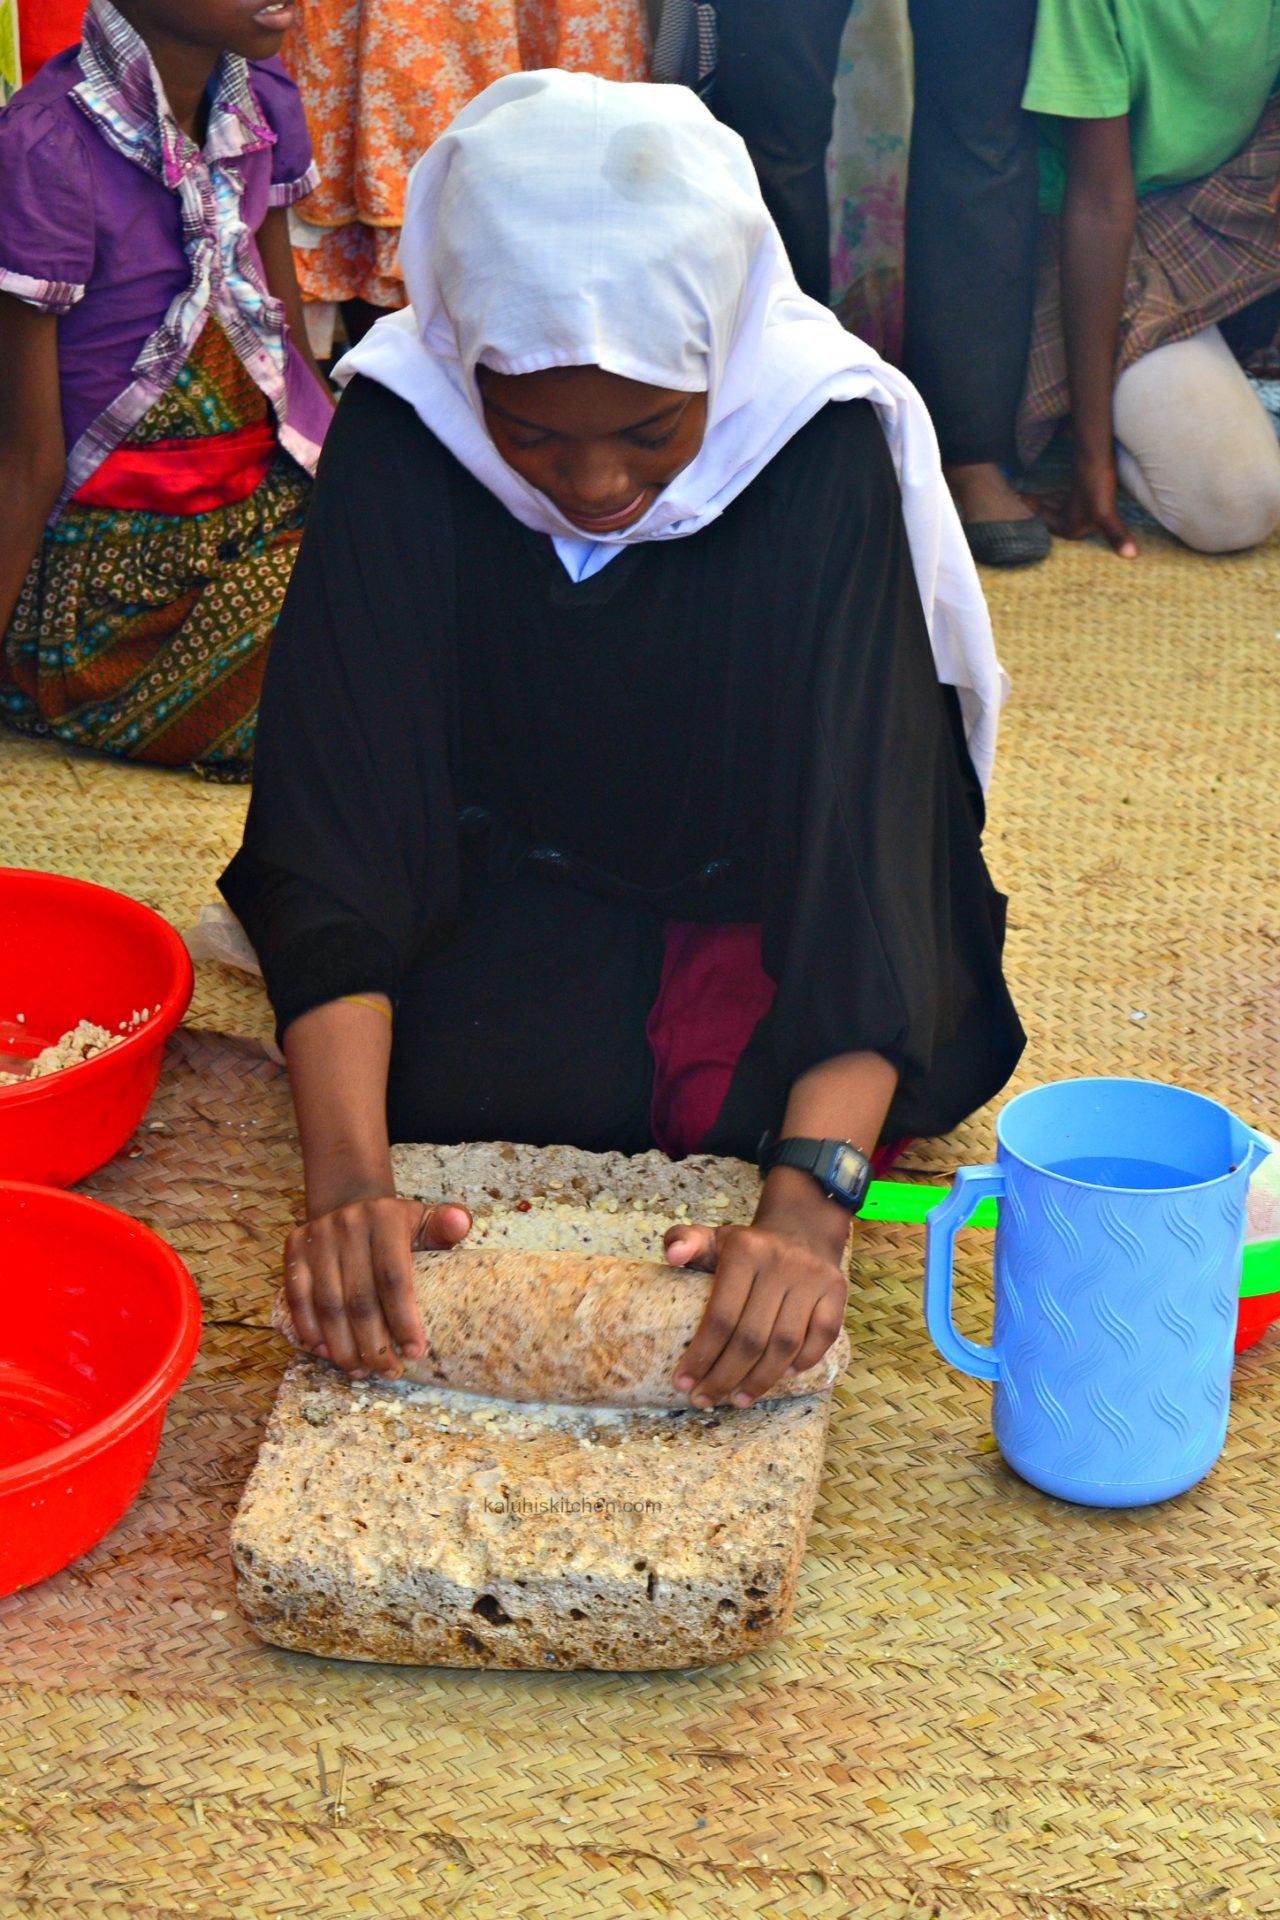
[757,1132,874,1211]
[763,1137,829,1182]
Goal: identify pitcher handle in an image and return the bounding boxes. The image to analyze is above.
[923,1164,1005,1382]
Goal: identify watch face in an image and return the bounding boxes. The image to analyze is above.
[831,1144,866,1196]
[821,1136,871,1198]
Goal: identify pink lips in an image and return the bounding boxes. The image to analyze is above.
[559,490,649,533]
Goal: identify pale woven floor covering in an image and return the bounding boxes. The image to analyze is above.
[1,522,1278,1918]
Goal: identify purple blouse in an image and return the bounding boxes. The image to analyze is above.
[0,0,331,514]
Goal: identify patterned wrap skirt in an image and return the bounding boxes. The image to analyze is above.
[2,319,311,780]
[1017,93,1280,468]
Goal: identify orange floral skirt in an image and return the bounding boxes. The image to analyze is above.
[284,0,651,308]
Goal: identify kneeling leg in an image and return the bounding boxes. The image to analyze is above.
[1113,327,1280,554]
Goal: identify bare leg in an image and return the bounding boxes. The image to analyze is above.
[943,461,1037,525]
[1113,327,1280,554]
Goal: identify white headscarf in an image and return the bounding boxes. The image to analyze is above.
[337,71,1009,787]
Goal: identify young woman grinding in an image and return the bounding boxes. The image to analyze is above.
[221,74,1025,1409]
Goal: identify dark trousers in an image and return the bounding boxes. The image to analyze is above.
[385,867,788,1161]
[387,870,663,1155]
[712,0,853,302]
[902,0,1040,467]
[1220,288,1280,359]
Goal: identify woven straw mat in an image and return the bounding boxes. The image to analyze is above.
[0,520,1277,1919]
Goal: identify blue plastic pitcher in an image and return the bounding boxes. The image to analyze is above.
[923,1078,1270,1507]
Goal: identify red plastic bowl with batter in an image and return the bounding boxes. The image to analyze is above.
[0,867,193,1186]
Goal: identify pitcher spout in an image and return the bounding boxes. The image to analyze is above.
[1233,1126,1272,1181]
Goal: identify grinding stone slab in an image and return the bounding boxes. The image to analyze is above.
[232,1141,848,1670]
[232,1352,841,1670]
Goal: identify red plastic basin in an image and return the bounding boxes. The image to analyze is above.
[0,868,193,1185]
[1236,1289,1280,1354]
[0,1181,201,1596]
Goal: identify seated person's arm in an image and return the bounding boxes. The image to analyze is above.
[0,296,65,632]
[286,993,397,1238]
[281,995,471,1382]
[255,204,333,399]
[220,852,470,1380]
[665,1049,899,1408]
[1044,114,1139,557]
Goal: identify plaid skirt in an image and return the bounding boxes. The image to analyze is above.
[1017,92,1280,468]
[2,319,310,780]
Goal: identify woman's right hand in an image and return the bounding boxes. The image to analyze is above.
[1032,455,1137,559]
[283,1196,472,1380]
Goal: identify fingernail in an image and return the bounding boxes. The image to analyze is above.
[404,1342,424,1359]
[732,1392,753,1407]
[674,1373,694,1390]
[690,1393,711,1409]
[315,1344,329,1358]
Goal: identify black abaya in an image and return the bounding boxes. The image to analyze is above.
[220,377,1024,1154]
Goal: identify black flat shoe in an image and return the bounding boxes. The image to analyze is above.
[963,515,1052,568]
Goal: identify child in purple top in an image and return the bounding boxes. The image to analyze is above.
[0,0,333,776]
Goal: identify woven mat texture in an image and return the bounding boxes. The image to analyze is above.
[0,523,1278,1919]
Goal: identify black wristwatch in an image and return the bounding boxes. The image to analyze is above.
[757,1132,874,1213]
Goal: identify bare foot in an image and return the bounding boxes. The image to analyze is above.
[943,461,1036,525]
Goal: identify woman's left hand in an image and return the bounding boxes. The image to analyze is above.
[662,1215,849,1408]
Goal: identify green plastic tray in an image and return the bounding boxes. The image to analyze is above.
[861,1180,1280,1300]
